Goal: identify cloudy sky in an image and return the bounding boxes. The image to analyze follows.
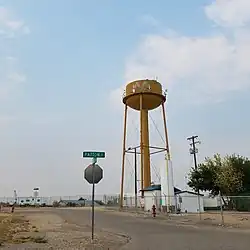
[1,0,250,198]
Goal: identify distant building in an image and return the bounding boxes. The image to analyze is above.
[58,198,103,207]
[175,191,204,213]
[122,184,205,214]
[59,198,86,207]
[16,197,42,206]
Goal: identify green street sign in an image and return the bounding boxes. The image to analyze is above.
[83,151,105,158]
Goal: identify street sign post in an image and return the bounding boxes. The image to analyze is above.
[92,157,97,164]
[82,151,105,242]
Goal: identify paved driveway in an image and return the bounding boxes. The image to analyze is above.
[53,208,250,250]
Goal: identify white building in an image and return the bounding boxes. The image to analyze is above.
[123,184,205,214]
[142,185,162,211]
[122,185,181,212]
[203,196,220,209]
[17,197,42,206]
[176,191,204,213]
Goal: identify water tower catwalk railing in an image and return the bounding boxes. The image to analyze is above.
[120,79,172,208]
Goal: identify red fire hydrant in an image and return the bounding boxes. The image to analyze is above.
[152,204,156,218]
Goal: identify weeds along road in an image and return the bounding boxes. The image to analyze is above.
[52,208,249,250]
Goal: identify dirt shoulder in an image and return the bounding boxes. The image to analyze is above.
[101,207,250,230]
[168,212,250,229]
[0,210,129,249]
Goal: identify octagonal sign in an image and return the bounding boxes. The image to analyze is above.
[84,164,103,184]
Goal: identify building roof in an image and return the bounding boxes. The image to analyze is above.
[174,187,182,193]
[141,184,161,191]
[59,199,103,206]
[175,190,204,196]
[60,200,86,204]
[140,185,182,194]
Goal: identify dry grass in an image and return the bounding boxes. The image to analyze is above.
[0,214,28,245]
[0,213,47,247]
[200,212,250,227]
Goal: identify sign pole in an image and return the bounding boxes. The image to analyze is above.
[82,151,105,243]
[91,157,97,242]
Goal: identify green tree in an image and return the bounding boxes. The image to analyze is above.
[187,154,221,196]
[227,154,250,193]
[215,155,244,196]
[188,154,249,197]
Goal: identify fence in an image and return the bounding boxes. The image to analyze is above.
[120,194,250,227]
[1,194,250,226]
[1,194,250,209]
[198,195,250,227]
[0,194,121,206]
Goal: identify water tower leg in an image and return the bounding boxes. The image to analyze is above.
[140,95,144,193]
[120,104,128,208]
[139,94,151,190]
[141,109,151,189]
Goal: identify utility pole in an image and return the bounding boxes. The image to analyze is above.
[187,135,201,220]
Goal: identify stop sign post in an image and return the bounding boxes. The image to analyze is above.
[82,151,105,242]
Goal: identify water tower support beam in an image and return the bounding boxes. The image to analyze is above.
[139,95,144,192]
[162,102,172,210]
[161,103,170,158]
[120,104,128,208]
[140,95,151,190]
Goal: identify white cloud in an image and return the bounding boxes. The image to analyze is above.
[6,56,17,62]
[0,6,30,36]
[140,14,160,27]
[0,6,28,101]
[110,0,250,106]
[0,56,27,99]
[205,0,250,28]
[22,26,31,34]
[0,115,17,122]
[6,20,24,30]
[7,72,26,83]
[0,115,18,130]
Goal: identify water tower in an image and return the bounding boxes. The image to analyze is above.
[33,187,39,204]
[120,79,173,207]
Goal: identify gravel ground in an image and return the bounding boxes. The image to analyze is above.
[1,211,129,249]
[53,208,250,250]
[3,208,250,249]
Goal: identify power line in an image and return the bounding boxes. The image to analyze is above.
[125,109,164,186]
[149,112,165,144]
[132,120,161,182]
[125,155,134,193]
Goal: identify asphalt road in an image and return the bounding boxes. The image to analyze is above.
[53,208,250,250]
